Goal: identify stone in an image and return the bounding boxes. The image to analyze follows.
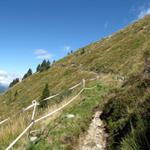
[30,136,38,142]
[66,114,75,119]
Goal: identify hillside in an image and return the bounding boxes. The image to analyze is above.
[0,15,150,150]
[1,15,150,117]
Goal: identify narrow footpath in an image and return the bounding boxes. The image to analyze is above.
[78,111,107,150]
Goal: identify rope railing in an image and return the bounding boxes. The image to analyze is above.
[0,118,10,125]
[31,100,38,121]
[35,88,84,123]
[5,100,39,150]
[5,122,34,150]
[0,100,38,126]
[0,80,82,126]
[23,102,36,112]
[3,76,98,150]
[42,93,61,101]
[69,82,82,90]
[84,86,97,90]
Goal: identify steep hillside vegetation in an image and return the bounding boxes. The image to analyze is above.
[101,50,150,150]
[0,15,150,150]
[1,15,150,118]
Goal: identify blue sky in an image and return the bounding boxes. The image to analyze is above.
[0,0,150,85]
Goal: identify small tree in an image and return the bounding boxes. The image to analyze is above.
[46,60,51,69]
[22,68,32,80]
[39,83,50,108]
[36,60,51,73]
[36,64,41,72]
[28,68,32,75]
[39,60,50,72]
[39,60,46,72]
[9,78,19,88]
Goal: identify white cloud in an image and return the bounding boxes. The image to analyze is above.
[0,70,21,86]
[138,5,150,19]
[64,46,71,52]
[34,49,52,60]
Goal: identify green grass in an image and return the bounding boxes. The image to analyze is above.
[25,82,109,150]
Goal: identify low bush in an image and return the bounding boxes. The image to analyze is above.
[101,55,150,150]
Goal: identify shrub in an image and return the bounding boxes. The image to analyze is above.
[100,59,150,150]
[80,48,85,55]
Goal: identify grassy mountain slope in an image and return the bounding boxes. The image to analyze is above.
[0,66,94,117]
[0,15,150,150]
[1,15,150,118]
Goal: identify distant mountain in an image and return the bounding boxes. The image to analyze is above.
[0,84,7,93]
